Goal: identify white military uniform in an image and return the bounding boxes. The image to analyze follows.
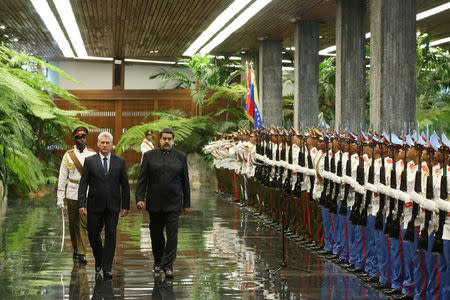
[57,146,96,207]
[141,139,154,154]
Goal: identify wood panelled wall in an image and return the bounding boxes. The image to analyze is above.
[56,89,238,168]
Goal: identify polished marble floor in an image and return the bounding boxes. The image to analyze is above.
[0,188,388,299]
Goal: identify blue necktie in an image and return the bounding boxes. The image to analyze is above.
[103,157,108,174]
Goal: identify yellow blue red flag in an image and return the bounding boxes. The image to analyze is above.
[245,67,262,130]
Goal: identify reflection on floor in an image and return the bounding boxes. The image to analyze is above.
[0,189,389,299]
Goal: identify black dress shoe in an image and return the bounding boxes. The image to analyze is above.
[326,254,339,260]
[153,265,161,273]
[103,271,113,279]
[389,294,412,300]
[78,255,87,265]
[371,282,390,290]
[357,271,369,277]
[73,251,79,260]
[316,249,330,255]
[164,268,174,279]
[333,258,347,265]
[95,265,102,273]
[384,288,401,295]
[362,276,378,283]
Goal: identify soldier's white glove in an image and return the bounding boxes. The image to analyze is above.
[57,198,64,209]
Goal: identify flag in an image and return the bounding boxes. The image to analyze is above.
[245,67,262,130]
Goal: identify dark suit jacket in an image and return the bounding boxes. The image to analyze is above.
[136,148,190,213]
[78,153,130,213]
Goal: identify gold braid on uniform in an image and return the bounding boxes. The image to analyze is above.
[64,152,75,170]
[315,153,325,184]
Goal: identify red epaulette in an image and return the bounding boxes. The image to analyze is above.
[67,149,74,152]
[87,148,96,152]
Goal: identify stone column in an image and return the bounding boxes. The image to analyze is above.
[370,0,416,132]
[259,40,283,127]
[293,21,320,129]
[335,0,366,130]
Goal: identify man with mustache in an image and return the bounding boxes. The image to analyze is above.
[136,128,191,278]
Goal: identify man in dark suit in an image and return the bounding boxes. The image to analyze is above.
[136,128,190,278]
[78,131,130,279]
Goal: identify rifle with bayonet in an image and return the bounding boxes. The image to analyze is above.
[374,132,387,231]
[403,128,424,241]
[339,131,352,216]
[284,130,293,195]
[350,131,365,225]
[360,131,375,227]
[390,132,408,239]
[328,131,338,214]
[431,127,448,254]
[306,130,316,202]
[418,127,434,251]
[293,128,305,195]
[384,127,397,236]
[333,130,343,215]
[320,131,330,207]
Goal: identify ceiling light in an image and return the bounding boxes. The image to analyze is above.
[13,38,18,42]
[72,56,113,61]
[282,51,286,54]
[416,3,450,20]
[149,50,159,54]
[430,37,450,46]
[282,59,292,63]
[3,34,8,38]
[52,0,87,57]
[30,0,74,57]
[183,0,251,56]
[320,3,450,55]
[200,0,273,55]
[229,56,241,60]
[125,58,179,65]
[0,25,5,30]
[241,51,246,54]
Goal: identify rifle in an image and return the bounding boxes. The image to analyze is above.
[432,128,447,254]
[293,128,305,194]
[360,131,376,227]
[277,131,287,189]
[350,131,365,225]
[384,127,398,236]
[254,130,262,182]
[320,132,330,207]
[374,133,387,231]
[328,131,337,214]
[390,133,408,239]
[306,131,316,203]
[333,130,343,215]
[403,130,423,242]
[284,130,293,195]
[418,128,434,251]
[339,131,352,215]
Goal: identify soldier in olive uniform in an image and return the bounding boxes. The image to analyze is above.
[57,126,96,264]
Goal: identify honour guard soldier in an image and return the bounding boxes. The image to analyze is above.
[140,129,155,161]
[57,126,96,264]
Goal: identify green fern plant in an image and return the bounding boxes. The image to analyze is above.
[0,44,90,193]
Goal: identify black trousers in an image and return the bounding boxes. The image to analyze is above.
[149,211,180,270]
[87,210,119,273]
